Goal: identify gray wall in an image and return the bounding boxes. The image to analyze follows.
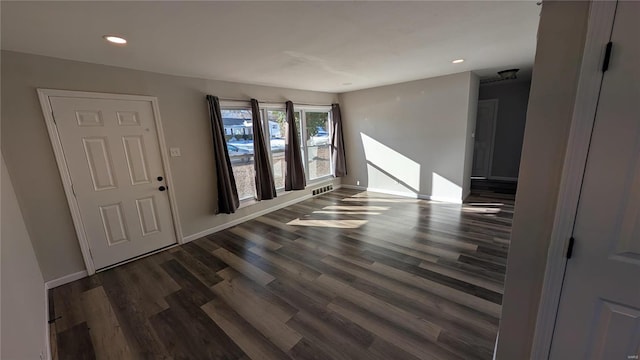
[496,1,590,358]
[338,71,479,202]
[1,50,338,281]
[1,155,48,359]
[479,81,531,179]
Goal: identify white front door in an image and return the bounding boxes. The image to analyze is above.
[49,96,176,270]
[550,2,640,358]
[472,99,498,178]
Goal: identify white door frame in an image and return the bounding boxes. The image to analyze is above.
[37,89,184,275]
[530,1,618,358]
[474,99,498,178]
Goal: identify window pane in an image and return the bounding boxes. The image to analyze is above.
[267,110,302,189]
[221,109,255,200]
[305,112,331,179]
[267,110,286,189]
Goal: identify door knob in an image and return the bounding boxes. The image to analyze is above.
[157,176,164,181]
[159,186,167,191]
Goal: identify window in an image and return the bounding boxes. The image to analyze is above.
[304,111,331,180]
[221,102,332,203]
[220,108,256,201]
[266,110,301,190]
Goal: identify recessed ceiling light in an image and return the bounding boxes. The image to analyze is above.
[452,59,465,64]
[103,35,127,45]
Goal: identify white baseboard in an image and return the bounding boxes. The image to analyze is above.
[45,270,88,290]
[340,184,462,204]
[182,193,314,243]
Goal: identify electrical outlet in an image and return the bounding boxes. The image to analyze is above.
[170,147,181,157]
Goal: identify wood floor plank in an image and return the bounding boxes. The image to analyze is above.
[288,337,335,360]
[51,189,513,360]
[161,259,215,306]
[315,274,441,341]
[286,310,383,360]
[99,267,171,359]
[49,323,59,360]
[230,226,283,251]
[327,297,463,360]
[159,290,247,359]
[81,286,133,359]
[367,337,422,360]
[212,247,276,286]
[369,260,502,318]
[212,273,303,352]
[56,322,95,360]
[321,255,498,340]
[217,267,299,321]
[201,298,292,360]
[172,247,224,286]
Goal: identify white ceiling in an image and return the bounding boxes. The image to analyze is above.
[1,1,540,93]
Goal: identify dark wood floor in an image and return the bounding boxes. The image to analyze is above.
[49,188,513,360]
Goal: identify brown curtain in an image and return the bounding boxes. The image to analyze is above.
[284,100,306,190]
[206,95,240,214]
[251,99,277,200]
[331,103,347,177]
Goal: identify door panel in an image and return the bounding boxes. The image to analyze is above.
[50,96,176,269]
[550,2,640,358]
[122,135,151,185]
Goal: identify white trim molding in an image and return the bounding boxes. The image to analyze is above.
[44,270,89,290]
[530,1,618,358]
[37,89,184,275]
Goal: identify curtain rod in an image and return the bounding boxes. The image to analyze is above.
[215,96,334,107]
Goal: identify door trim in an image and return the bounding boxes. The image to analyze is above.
[529,1,618,358]
[475,99,498,178]
[37,89,184,275]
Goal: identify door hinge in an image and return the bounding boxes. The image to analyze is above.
[602,42,613,72]
[51,111,56,124]
[71,183,77,197]
[566,237,575,259]
[88,248,94,260]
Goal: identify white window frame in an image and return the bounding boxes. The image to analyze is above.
[219,101,257,203]
[261,104,289,192]
[298,106,333,184]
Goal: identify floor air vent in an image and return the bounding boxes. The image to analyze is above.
[312,184,334,196]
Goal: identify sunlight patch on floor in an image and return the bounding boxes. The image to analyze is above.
[322,205,390,211]
[287,218,368,228]
[312,210,382,215]
[341,197,420,203]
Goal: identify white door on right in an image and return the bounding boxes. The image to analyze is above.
[550,2,640,359]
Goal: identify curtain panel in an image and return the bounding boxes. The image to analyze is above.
[206,95,240,214]
[331,103,347,177]
[284,100,306,190]
[251,99,277,200]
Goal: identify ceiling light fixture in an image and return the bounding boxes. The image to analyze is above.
[342,82,353,86]
[452,59,465,64]
[103,35,127,45]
